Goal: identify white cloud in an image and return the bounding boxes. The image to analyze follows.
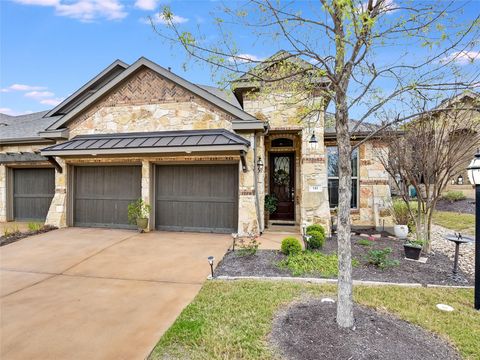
[25,91,55,99]
[229,53,264,63]
[4,84,48,92]
[441,50,480,65]
[40,98,64,106]
[135,0,159,11]
[359,0,398,14]
[12,0,127,22]
[0,107,17,116]
[145,13,189,25]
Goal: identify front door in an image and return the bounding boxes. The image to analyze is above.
[269,153,295,220]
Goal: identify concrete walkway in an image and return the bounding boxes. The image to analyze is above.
[0,228,230,360]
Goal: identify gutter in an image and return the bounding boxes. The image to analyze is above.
[253,122,269,234]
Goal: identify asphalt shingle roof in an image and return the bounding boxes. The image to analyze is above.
[0,111,62,143]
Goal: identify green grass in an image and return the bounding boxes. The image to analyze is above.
[149,281,479,360]
[356,239,374,246]
[432,211,475,235]
[27,222,43,232]
[277,251,339,277]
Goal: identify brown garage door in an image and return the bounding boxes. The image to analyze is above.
[74,165,141,228]
[13,168,55,221]
[155,164,238,233]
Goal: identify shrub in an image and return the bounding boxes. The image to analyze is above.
[306,224,326,238]
[264,194,278,214]
[127,198,151,224]
[281,237,302,256]
[27,222,43,232]
[390,199,411,225]
[278,251,339,277]
[357,239,374,246]
[366,247,399,269]
[442,191,466,203]
[306,230,325,249]
[405,239,424,248]
[237,233,260,256]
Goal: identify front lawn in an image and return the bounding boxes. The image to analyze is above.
[433,211,475,235]
[149,281,479,360]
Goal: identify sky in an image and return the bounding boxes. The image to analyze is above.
[1,0,479,117]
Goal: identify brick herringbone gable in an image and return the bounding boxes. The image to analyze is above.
[69,67,234,128]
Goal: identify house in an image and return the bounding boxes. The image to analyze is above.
[0,52,392,235]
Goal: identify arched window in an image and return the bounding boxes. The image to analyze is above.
[271,138,293,147]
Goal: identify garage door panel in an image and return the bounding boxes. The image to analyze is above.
[74,166,141,228]
[155,164,238,233]
[13,168,55,221]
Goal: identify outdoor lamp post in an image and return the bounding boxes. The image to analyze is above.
[207,256,215,278]
[467,150,480,310]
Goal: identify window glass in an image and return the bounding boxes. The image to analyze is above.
[327,146,359,208]
[271,138,293,147]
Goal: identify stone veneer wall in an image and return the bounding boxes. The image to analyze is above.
[242,91,332,233]
[354,141,392,228]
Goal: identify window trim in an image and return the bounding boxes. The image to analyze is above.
[326,146,359,209]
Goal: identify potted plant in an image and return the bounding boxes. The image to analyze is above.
[264,194,278,227]
[128,198,151,232]
[390,199,410,239]
[404,239,423,260]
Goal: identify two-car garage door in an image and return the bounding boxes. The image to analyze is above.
[72,164,238,233]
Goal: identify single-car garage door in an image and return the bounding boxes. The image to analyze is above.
[13,168,55,221]
[74,165,141,228]
[155,164,238,233]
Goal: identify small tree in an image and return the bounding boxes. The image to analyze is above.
[377,94,480,251]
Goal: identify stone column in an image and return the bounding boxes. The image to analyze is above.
[45,158,67,228]
[300,112,331,234]
[0,165,6,222]
[141,160,153,232]
[238,132,260,235]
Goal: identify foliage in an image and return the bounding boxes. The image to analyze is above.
[278,251,339,277]
[127,199,151,224]
[264,194,278,215]
[3,225,20,237]
[237,233,261,256]
[280,237,302,256]
[432,211,475,235]
[357,239,374,246]
[306,224,326,238]
[149,282,480,360]
[306,230,325,249]
[366,248,399,270]
[27,222,43,232]
[405,239,424,248]
[442,191,467,203]
[390,199,411,225]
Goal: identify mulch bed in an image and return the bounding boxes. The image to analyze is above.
[0,225,57,247]
[270,299,461,360]
[435,198,476,214]
[214,234,473,286]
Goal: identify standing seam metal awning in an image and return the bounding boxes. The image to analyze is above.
[40,129,250,156]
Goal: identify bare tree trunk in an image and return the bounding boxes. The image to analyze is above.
[336,91,354,328]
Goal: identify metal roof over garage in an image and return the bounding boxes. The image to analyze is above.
[41,129,250,156]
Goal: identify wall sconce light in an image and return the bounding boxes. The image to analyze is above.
[457,175,464,185]
[207,256,215,278]
[309,132,318,150]
[256,156,264,173]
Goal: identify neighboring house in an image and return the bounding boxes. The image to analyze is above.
[0,52,391,234]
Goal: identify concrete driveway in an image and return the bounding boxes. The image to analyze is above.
[0,228,230,360]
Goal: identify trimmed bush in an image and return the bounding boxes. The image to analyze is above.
[306,224,326,238]
[306,230,325,249]
[281,237,302,256]
[442,191,466,203]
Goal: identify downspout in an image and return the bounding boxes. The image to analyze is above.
[253,123,269,234]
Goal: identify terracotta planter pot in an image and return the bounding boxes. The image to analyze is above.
[136,218,148,232]
[394,225,409,239]
[404,244,422,260]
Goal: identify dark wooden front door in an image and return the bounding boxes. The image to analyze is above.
[13,168,55,221]
[155,164,238,233]
[269,153,295,220]
[73,165,141,228]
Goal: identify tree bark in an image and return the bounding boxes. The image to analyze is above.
[335,89,354,328]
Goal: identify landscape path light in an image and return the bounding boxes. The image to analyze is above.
[207,256,215,278]
[466,149,480,310]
